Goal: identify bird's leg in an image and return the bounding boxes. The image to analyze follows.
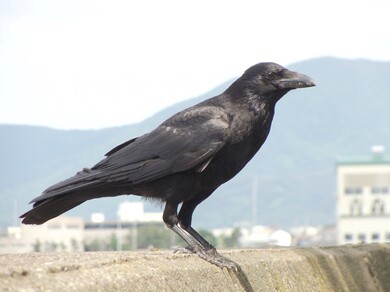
[177,201,238,269]
[177,200,214,249]
[163,200,237,268]
[163,201,204,252]
[183,226,214,250]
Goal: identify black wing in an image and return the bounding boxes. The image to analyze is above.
[93,105,230,184]
[30,105,230,203]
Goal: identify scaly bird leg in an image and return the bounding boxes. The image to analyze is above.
[170,224,237,269]
[163,201,237,269]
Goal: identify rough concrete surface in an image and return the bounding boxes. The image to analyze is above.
[1,244,390,291]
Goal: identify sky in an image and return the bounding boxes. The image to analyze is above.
[1,0,390,130]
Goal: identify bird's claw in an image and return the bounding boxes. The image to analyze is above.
[173,245,237,269]
[195,246,238,270]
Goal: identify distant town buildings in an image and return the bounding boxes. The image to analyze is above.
[1,199,300,253]
[0,201,163,253]
[290,225,336,246]
[337,146,390,244]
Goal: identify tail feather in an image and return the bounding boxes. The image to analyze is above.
[29,168,101,204]
[20,168,103,224]
[20,195,85,224]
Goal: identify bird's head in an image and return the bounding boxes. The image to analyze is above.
[232,62,316,101]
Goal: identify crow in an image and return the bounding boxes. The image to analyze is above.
[21,62,315,268]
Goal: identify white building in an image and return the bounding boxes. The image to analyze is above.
[84,201,163,251]
[290,225,336,246]
[21,216,85,252]
[337,146,390,244]
[238,225,292,247]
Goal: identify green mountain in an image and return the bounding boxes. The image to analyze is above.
[1,57,389,229]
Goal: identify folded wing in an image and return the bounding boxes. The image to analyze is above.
[29,105,230,204]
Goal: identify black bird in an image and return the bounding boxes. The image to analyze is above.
[20,62,315,267]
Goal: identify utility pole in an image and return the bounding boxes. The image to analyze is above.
[252,175,258,227]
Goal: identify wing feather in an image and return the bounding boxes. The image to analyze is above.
[92,106,230,184]
[29,105,230,204]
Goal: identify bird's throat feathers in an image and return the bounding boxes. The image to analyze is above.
[246,93,277,116]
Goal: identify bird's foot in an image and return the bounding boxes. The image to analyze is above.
[194,246,238,270]
[173,245,236,269]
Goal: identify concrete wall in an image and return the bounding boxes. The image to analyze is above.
[1,244,389,291]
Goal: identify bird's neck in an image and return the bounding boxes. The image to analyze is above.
[247,93,276,117]
[223,89,277,120]
[219,92,276,145]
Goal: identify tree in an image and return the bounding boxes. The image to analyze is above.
[128,223,182,249]
[198,229,217,247]
[33,239,41,252]
[84,239,102,251]
[109,233,118,251]
[71,238,79,251]
[219,228,241,248]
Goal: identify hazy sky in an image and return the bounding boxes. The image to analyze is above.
[1,0,389,130]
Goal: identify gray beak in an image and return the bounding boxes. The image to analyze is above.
[276,70,316,89]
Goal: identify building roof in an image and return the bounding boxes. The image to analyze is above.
[336,154,390,166]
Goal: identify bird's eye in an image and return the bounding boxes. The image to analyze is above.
[265,73,274,80]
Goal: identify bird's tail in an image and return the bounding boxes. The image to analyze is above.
[20,196,86,224]
[20,168,104,225]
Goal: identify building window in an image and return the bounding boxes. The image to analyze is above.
[372,186,389,194]
[358,233,366,243]
[350,199,363,216]
[345,187,363,195]
[371,199,385,215]
[385,233,390,241]
[344,234,353,241]
[372,233,380,241]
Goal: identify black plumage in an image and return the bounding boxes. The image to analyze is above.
[20,62,315,267]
